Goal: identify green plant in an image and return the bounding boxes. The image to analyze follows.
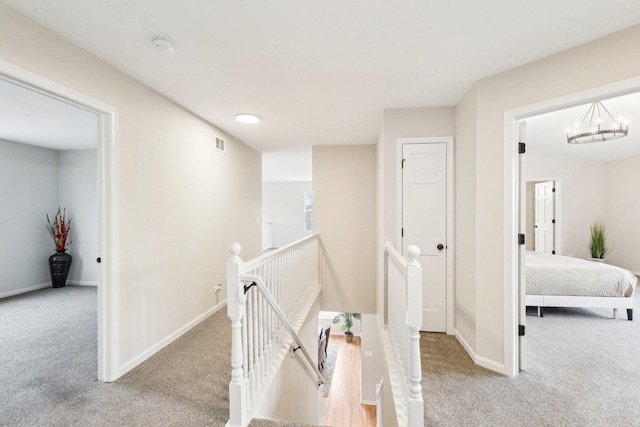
[588,220,610,259]
[332,312,361,335]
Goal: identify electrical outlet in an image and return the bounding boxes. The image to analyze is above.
[364,350,373,357]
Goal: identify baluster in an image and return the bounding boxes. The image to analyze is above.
[246,286,254,401]
[406,245,424,427]
[252,285,260,396]
[227,242,247,427]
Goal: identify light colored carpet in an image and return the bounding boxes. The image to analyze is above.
[0,286,98,426]
[422,293,640,426]
[2,286,233,427]
[319,343,339,397]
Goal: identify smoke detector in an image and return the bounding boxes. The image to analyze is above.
[152,37,175,53]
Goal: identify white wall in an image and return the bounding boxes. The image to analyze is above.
[360,313,383,404]
[0,4,262,376]
[526,150,607,258]
[454,90,477,351]
[262,149,312,182]
[313,145,376,314]
[58,149,98,284]
[604,156,640,274]
[262,181,312,249]
[0,139,58,298]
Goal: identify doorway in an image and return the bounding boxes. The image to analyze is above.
[0,59,119,381]
[396,137,454,333]
[527,179,560,255]
[504,77,640,376]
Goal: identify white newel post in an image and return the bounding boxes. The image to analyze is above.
[227,242,248,427]
[405,245,424,427]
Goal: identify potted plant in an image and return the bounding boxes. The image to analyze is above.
[332,312,360,343]
[588,220,610,262]
[46,207,73,288]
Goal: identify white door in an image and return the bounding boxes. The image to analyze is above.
[534,181,555,254]
[402,143,447,332]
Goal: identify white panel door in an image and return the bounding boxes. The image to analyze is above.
[402,143,446,332]
[534,181,555,254]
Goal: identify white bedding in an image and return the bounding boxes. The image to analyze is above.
[526,252,637,298]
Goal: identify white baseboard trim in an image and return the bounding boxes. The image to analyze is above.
[454,329,475,361]
[454,329,503,374]
[360,399,377,405]
[67,280,98,286]
[476,355,505,374]
[118,299,227,377]
[0,282,50,299]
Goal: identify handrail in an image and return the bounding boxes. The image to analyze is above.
[385,241,408,270]
[241,273,326,385]
[244,232,319,272]
[382,241,424,427]
[226,236,323,427]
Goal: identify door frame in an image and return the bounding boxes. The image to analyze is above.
[528,178,562,255]
[0,59,120,382]
[503,76,640,377]
[396,136,454,334]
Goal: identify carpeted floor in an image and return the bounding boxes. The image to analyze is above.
[0,286,98,426]
[319,343,339,397]
[8,286,640,426]
[422,293,640,426]
[1,286,233,427]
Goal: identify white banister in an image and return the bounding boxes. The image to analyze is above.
[226,234,323,427]
[382,241,424,427]
[227,242,248,427]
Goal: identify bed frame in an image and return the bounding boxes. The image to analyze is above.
[526,294,635,321]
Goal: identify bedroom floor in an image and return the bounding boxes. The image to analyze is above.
[421,290,640,426]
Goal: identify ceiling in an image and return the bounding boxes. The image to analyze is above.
[2,1,640,152]
[526,91,640,162]
[0,78,97,150]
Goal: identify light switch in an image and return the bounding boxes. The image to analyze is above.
[365,350,373,357]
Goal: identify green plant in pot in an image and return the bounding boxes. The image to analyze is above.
[332,312,360,343]
[588,220,610,262]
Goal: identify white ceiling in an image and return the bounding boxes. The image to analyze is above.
[526,91,640,162]
[3,1,640,152]
[0,78,97,150]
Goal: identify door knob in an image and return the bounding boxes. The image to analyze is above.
[437,244,444,251]
[96,257,101,263]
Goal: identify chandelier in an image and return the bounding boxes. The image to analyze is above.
[566,100,628,144]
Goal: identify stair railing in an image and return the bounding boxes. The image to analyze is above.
[383,242,424,427]
[226,233,323,427]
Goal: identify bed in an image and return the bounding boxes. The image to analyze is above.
[525,252,637,320]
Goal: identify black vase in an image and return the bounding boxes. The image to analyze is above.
[49,249,72,288]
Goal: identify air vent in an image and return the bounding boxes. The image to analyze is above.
[215,136,226,153]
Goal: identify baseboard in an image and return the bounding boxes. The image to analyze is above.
[454,329,503,374]
[476,355,505,374]
[360,399,377,406]
[118,299,227,377]
[0,282,50,299]
[68,280,98,287]
[454,329,475,361]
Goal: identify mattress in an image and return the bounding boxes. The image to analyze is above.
[526,252,637,298]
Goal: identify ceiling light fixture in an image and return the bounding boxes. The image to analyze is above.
[235,113,260,124]
[152,37,175,53]
[566,100,628,144]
